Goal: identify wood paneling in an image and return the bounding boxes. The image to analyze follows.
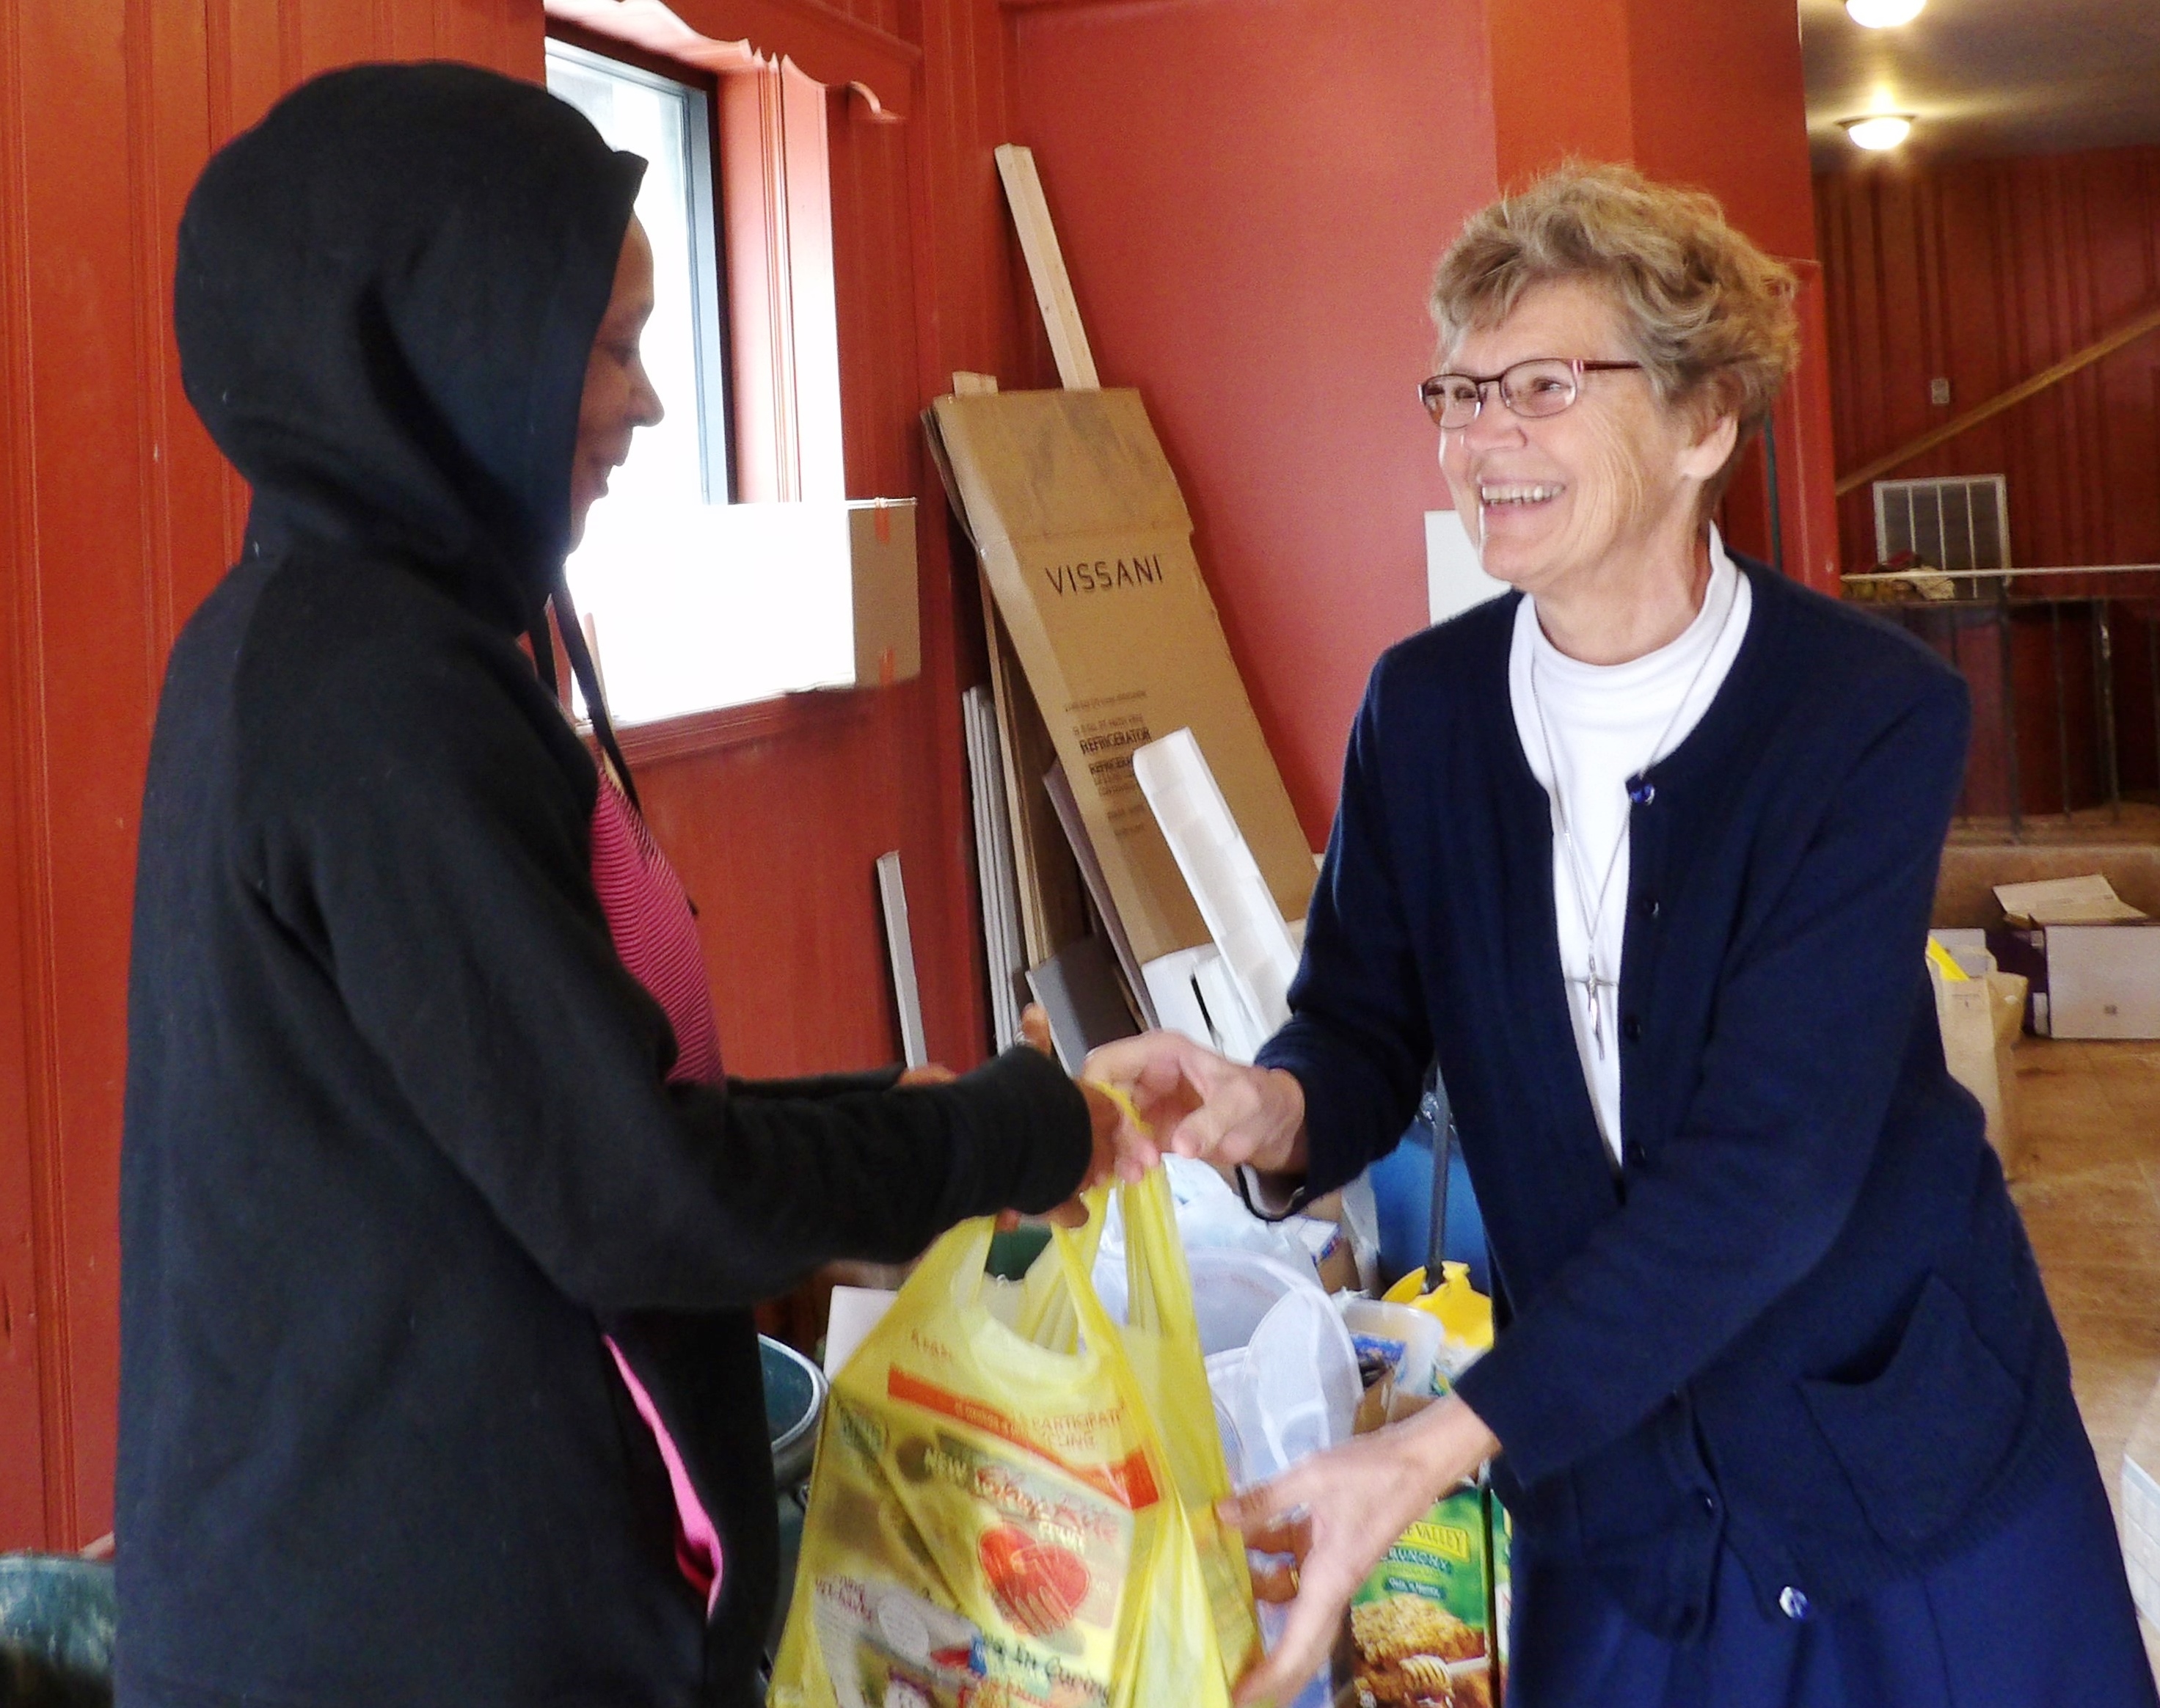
[1817,148,2160,575]
[1,0,1830,1550]
[1817,147,2160,811]
[0,0,546,1557]
[1,0,1029,1551]
[1008,0,1499,848]
[1010,0,1831,845]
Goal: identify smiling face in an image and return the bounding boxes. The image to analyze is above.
[569,217,663,547]
[1437,277,1733,608]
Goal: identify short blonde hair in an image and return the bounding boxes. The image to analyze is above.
[1429,162,1799,504]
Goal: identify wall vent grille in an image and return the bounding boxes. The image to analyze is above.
[1872,475,2011,577]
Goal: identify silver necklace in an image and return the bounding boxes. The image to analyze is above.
[1528,572,1737,1059]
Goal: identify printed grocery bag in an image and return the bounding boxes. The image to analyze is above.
[769,1172,1260,1708]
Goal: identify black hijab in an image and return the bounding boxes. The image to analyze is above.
[175,60,646,795]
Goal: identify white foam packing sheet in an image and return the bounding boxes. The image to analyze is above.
[1133,728,1301,1044]
[822,1285,899,1376]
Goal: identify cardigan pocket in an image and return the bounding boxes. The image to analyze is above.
[1798,1273,2025,1552]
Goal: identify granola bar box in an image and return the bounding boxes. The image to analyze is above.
[1346,1484,1493,1708]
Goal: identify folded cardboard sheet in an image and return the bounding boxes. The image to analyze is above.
[1993,873,2148,927]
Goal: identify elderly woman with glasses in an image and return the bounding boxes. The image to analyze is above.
[1089,164,2156,1708]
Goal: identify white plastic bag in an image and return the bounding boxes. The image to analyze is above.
[1205,1288,1361,1486]
[1092,1156,1318,1323]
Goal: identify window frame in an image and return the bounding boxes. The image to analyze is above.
[545,26,735,506]
[543,21,858,753]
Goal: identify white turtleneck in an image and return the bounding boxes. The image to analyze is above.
[1507,530,1751,1164]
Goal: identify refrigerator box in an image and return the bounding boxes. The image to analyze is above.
[924,389,1313,968]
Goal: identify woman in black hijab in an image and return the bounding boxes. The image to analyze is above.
[120,62,1108,1708]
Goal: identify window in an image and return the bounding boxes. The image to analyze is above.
[546,39,726,503]
[544,37,858,729]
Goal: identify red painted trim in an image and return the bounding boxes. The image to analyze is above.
[0,0,49,1551]
[612,686,875,766]
[547,0,918,117]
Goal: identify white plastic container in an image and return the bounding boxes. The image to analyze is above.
[1338,1297,1443,1403]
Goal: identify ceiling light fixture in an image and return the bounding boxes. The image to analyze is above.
[1846,0,1924,26]
[1842,114,1915,150]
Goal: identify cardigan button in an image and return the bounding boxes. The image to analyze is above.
[1778,1586,1812,1621]
[1640,897,1661,921]
[1623,1139,1646,1169]
[1621,1013,1642,1043]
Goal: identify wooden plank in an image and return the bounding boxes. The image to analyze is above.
[1836,299,2160,497]
[993,143,1099,390]
[875,850,929,1069]
[978,573,1090,966]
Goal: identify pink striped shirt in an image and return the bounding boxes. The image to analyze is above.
[590,770,726,1614]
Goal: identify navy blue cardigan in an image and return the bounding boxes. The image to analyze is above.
[1258,558,2081,1638]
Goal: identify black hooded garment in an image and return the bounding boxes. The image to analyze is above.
[119,62,1091,1708]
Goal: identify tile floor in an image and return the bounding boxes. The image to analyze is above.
[2006,1037,2160,1679]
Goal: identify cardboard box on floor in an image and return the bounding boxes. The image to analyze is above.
[1987,922,2160,1041]
[926,388,1313,966]
[1927,940,2029,1176]
[1983,875,2160,1042]
[2124,1375,2160,1629]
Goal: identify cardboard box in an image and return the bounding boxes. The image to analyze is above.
[925,390,1313,967]
[1988,923,2160,1040]
[1984,970,2026,1177]
[845,499,919,688]
[1929,956,2028,1173]
[2123,1376,2160,1630]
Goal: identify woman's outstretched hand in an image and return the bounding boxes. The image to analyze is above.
[1221,1397,1501,1707]
[1082,1028,1308,1179]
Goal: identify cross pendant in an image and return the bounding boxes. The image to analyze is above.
[1569,970,1620,1059]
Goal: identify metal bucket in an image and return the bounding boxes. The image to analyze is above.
[760,1335,828,1661]
[0,1554,116,1707]
[760,1334,826,1490]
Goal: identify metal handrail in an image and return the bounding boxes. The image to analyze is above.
[1847,572,2159,838]
[1843,563,2160,583]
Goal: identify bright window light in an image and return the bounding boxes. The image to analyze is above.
[546,40,855,727]
[545,40,724,507]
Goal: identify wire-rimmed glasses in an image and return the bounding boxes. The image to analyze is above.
[1419,357,1644,428]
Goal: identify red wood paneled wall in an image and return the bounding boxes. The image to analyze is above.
[1488,0,1842,597]
[1006,0,1499,847]
[1817,147,2160,576]
[2,0,1831,1550]
[0,0,545,1556]
[0,0,1038,1550]
[1816,147,2160,813]
[1008,0,1832,847]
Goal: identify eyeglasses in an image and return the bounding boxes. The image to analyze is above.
[1419,358,1644,428]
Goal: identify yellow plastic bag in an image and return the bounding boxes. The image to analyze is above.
[769,1171,1260,1708]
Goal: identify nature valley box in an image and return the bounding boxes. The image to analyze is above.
[1347,1484,1494,1708]
[926,390,1314,967]
[1488,1492,1511,1704]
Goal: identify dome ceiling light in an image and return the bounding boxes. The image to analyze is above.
[1842,114,1915,150]
[1846,0,1925,26]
